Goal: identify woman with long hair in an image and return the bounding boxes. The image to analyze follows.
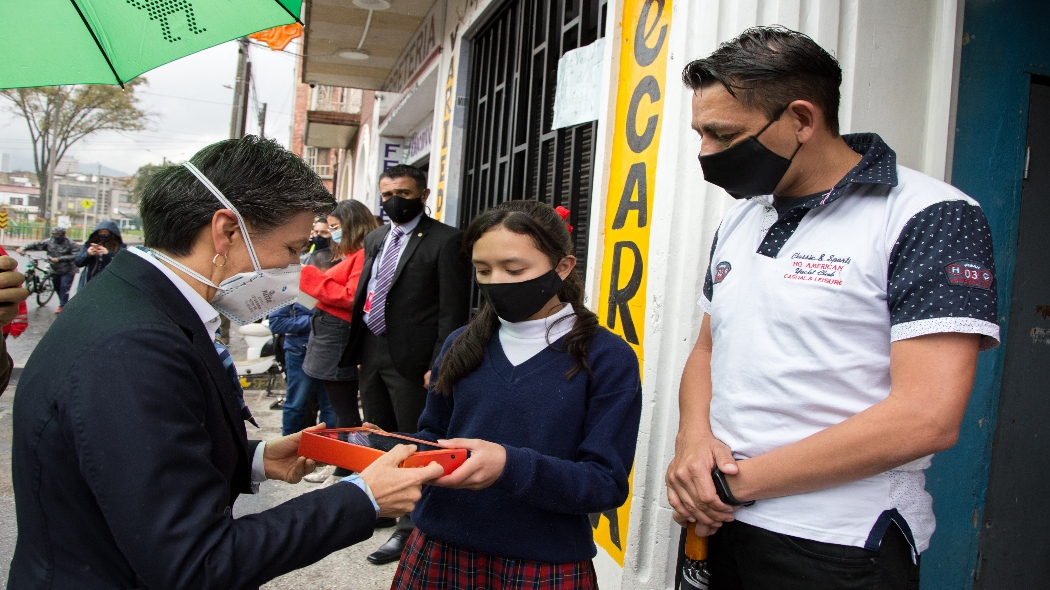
[300,199,379,482]
[388,200,642,589]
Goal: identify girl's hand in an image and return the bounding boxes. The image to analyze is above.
[431,438,506,490]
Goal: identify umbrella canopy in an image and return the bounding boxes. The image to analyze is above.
[0,0,302,89]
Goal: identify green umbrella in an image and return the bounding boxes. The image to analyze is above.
[0,0,301,89]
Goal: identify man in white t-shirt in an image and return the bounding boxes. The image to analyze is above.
[665,26,999,588]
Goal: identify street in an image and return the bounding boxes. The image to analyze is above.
[0,251,398,590]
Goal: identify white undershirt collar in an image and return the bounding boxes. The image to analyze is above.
[498,303,576,366]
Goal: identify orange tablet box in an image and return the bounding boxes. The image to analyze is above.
[298,427,467,476]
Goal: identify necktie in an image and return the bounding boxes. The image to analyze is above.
[365,226,405,336]
[214,338,259,428]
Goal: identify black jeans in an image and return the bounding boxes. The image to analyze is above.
[52,273,74,307]
[700,520,920,590]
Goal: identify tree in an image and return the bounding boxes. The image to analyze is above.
[0,80,151,225]
[130,162,166,204]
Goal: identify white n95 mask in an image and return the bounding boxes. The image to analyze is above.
[149,162,302,325]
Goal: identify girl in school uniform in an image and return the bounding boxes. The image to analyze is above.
[388,200,643,590]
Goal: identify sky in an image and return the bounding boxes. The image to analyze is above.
[0,38,299,178]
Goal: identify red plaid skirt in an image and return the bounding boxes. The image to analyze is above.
[391,529,599,590]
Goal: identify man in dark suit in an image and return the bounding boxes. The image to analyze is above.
[8,137,442,590]
[342,165,472,564]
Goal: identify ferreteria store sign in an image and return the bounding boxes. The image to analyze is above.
[383,2,443,94]
[592,0,671,566]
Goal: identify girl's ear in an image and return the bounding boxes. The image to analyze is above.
[556,255,577,280]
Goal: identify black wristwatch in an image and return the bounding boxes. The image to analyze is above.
[711,466,755,507]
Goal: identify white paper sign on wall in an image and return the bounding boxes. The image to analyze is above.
[551,39,607,130]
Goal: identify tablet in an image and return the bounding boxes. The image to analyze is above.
[298,427,467,476]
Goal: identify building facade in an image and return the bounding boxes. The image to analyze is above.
[301,0,1050,587]
[289,47,367,201]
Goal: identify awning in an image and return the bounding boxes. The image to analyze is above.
[306,110,361,149]
[302,0,441,92]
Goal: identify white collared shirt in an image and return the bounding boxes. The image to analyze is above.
[129,247,220,336]
[362,212,423,324]
[129,247,267,486]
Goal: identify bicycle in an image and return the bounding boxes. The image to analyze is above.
[23,256,56,306]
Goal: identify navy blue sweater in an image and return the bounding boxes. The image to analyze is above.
[410,325,642,563]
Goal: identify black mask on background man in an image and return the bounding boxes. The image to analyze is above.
[310,235,330,250]
[382,194,425,224]
[697,111,802,199]
[479,269,564,323]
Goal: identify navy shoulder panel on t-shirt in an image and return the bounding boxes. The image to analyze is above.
[702,229,720,304]
[887,200,997,328]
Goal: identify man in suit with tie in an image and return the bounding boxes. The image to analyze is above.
[342,165,472,564]
[8,137,444,590]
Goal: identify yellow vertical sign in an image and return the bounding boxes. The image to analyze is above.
[433,54,455,222]
[592,0,671,566]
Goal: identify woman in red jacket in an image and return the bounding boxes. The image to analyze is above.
[300,199,378,481]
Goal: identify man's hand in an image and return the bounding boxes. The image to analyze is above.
[359,444,444,518]
[666,436,738,530]
[263,423,325,483]
[49,257,58,264]
[423,370,432,388]
[431,438,506,490]
[14,248,23,255]
[0,257,29,326]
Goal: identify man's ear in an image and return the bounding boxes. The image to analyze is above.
[556,255,577,280]
[787,99,822,144]
[420,188,432,203]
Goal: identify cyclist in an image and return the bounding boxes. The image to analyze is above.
[17,226,78,313]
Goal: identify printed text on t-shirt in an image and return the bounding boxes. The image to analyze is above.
[783,252,852,287]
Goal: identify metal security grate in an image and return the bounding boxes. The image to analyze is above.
[459,0,608,284]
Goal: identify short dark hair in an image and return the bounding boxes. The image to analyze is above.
[682,26,843,134]
[140,136,335,256]
[379,164,427,192]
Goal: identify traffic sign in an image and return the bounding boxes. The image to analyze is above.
[81,199,94,210]
[0,208,8,231]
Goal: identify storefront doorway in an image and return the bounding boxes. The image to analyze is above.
[458,0,608,284]
[975,75,1050,588]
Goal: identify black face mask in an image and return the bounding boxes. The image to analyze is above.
[478,269,564,323]
[697,113,802,199]
[382,195,425,224]
[311,235,330,250]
